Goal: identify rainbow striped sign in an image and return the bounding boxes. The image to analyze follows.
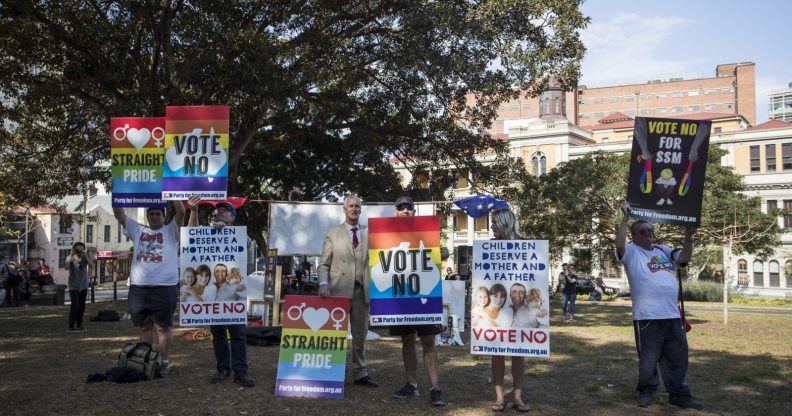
[368,216,444,326]
[275,295,349,399]
[110,117,166,207]
[162,105,229,200]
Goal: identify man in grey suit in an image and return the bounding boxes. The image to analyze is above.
[318,195,378,387]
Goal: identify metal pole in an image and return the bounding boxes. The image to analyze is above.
[24,208,29,261]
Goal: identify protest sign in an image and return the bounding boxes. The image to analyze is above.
[627,117,711,226]
[368,216,443,326]
[470,240,550,358]
[276,295,349,399]
[178,226,248,326]
[162,105,229,200]
[110,117,166,207]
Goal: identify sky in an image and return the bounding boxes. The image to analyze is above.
[578,0,792,123]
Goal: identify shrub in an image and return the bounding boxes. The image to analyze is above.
[681,279,728,302]
[730,296,792,306]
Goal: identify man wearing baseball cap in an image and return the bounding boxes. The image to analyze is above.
[389,196,446,407]
[187,196,255,387]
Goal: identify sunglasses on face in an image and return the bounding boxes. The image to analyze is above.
[396,204,414,211]
[636,229,653,236]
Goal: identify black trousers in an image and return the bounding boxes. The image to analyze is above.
[69,289,88,329]
[633,319,691,398]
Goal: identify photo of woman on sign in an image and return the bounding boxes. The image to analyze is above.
[484,283,513,328]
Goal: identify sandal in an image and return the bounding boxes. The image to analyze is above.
[512,402,530,413]
[491,402,506,412]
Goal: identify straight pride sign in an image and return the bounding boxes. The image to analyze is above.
[275,295,349,399]
[110,117,166,207]
[367,216,443,326]
[162,105,229,200]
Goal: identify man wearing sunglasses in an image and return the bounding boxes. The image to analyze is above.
[389,196,446,407]
[615,201,702,410]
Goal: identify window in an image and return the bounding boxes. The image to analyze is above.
[753,260,763,287]
[786,261,792,287]
[766,144,777,171]
[522,104,530,110]
[624,95,635,102]
[579,113,589,119]
[721,87,734,93]
[656,108,668,114]
[602,137,609,144]
[704,104,716,111]
[767,199,777,214]
[750,145,760,172]
[783,143,792,170]
[671,107,683,113]
[713,127,722,133]
[672,91,683,98]
[497,105,507,111]
[59,215,73,234]
[688,105,700,112]
[737,260,748,286]
[58,249,71,269]
[688,90,700,96]
[608,96,620,103]
[509,104,518,110]
[705,89,717,95]
[769,261,780,287]
[655,93,667,99]
[593,98,604,104]
[784,200,792,228]
[531,152,547,176]
[86,224,94,243]
[640,95,651,101]
[722,103,734,110]
[625,110,635,116]
[641,109,652,115]
[104,225,111,243]
[594,112,604,118]
[579,99,588,105]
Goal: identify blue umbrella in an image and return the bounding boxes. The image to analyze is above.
[453,195,509,218]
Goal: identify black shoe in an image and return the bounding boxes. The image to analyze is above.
[638,391,654,407]
[210,369,231,384]
[392,383,419,399]
[669,396,703,410]
[353,376,378,388]
[234,372,256,387]
[429,387,446,407]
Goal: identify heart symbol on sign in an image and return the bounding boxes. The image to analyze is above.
[207,177,214,183]
[302,307,330,333]
[420,298,428,304]
[126,128,151,151]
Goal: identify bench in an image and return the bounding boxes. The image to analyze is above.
[26,285,66,306]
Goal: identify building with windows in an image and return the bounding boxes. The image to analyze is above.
[482,62,757,135]
[768,83,792,122]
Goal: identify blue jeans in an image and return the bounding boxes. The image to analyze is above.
[211,324,248,375]
[633,319,691,398]
[562,292,576,317]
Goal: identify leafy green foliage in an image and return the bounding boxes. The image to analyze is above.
[0,0,588,219]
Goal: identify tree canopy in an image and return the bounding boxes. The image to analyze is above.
[0,0,588,215]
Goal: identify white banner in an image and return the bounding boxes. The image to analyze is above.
[268,202,435,256]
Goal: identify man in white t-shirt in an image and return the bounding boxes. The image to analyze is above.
[615,202,702,410]
[114,203,185,375]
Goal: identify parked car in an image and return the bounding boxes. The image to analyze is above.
[574,277,618,296]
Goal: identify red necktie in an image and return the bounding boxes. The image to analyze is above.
[351,227,359,249]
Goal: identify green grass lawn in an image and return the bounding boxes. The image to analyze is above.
[0,300,789,415]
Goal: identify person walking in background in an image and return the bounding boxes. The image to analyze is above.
[388,196,446,407]
[66,242,89,333]
[317,195,378,388]
[615,201,703,410]
[1,256,23,307]
[487,207,530,413]
[188,196,255,387]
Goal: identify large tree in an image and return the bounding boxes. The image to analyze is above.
[0,0,587,213]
